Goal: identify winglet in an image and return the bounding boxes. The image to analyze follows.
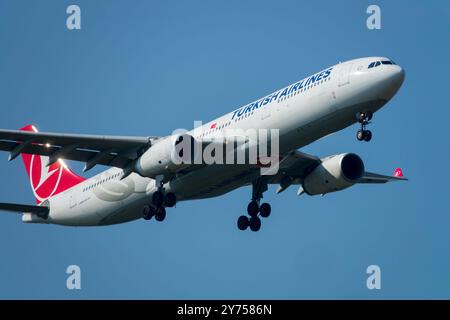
[394,167,404,178]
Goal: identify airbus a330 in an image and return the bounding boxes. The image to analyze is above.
[0,57,407,231]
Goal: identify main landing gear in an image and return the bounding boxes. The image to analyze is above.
[237,178,272,232]
[143,176,177,222]
[356,111,373,142]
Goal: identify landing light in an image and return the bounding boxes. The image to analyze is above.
[58,159,68,169]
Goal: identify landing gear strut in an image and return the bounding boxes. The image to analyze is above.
[356,111,373,142]
[237,178,272,232]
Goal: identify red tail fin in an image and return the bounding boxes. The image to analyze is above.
[20,125,86,204]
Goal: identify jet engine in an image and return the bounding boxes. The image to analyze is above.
[135,133,196,177]
[302,153,365,195]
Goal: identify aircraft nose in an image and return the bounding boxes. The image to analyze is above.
[392,65,405,87]
[377,64,405,100]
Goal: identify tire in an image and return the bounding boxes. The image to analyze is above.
[247,200,259,217]
[237,215,249,230]
[155,207,166,222]
[152,191,164,206]
[249,216,261,232]
[357,130,365,141]
[364,130,372,142]
[143,205,154,220]
[259,203,271,218]
[164,193,177,207]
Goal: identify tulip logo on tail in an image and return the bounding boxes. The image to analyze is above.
[20,125,86,204]
[394,168,404,178]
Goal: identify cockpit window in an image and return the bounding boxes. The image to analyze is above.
[368,61,381,68]
[369,60,395,68]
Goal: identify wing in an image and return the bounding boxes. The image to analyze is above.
[358,171,408,183]
[267,150,321,193]
[275,150,321,177]
[0,202,49,218]
[0,128,158,171]
[268,151,407,193]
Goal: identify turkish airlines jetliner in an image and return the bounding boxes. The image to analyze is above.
[0,57,406,231]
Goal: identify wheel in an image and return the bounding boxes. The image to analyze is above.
[164,192,177,207]
[237,215,249,230]
[249,216,261,232]
[259,203,271,218]
[247,200,259,217]
[155,207,166,222]
[364,130,372,142]
[357,130,365,141]
[143,205,155,220]
[152,191,164,206]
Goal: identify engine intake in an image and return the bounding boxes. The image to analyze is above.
[302,153,365,195]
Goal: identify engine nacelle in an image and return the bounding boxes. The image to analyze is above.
[302,153,365,195]
[135,134,195,177]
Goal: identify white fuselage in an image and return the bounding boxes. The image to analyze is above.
[38,57,405,226]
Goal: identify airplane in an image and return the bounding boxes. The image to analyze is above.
[0,56,407,231]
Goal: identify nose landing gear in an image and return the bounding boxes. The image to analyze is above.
[356,111,373,142]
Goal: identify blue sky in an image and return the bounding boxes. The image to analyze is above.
[0,0,449,299]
